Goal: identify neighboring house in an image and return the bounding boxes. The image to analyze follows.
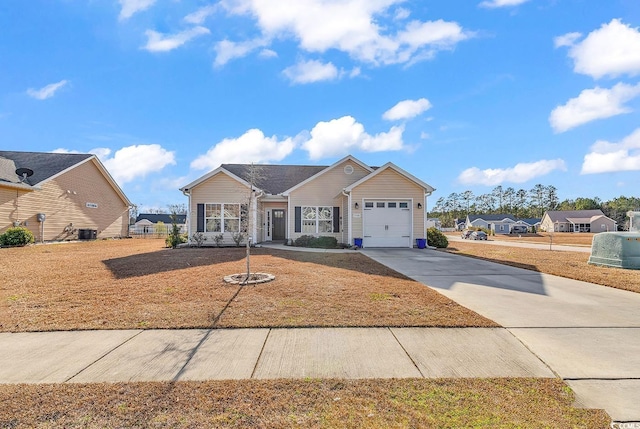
[516,218,542,232]
[465,214,518,234]
[180,155,435,248]
[540,210,616,233]
[0,151,131,242]
[426,218,442,230]
[454,218,467,231]
[131,213,187,235]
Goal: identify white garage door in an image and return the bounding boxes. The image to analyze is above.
[363,200,412,247]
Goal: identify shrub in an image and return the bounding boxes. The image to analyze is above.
[213,234,224,247]
[231,232,244,247]
[294,235,338,249]
[0,227,35,247]
[427,227,448,248]
[191,232,206,247]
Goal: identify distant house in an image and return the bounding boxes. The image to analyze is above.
[465,214,518,234]
[0,151,131,242]
[515,218,542,232]
[454,218,466,231]
[180,154,435,248]
[426,218,442,230]
[132,213,187,235]
[540,210,616,233]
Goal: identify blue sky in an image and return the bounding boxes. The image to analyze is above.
[2,0,640,211]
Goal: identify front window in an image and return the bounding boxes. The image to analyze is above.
[205,203,243,233]
[302,206,333,234]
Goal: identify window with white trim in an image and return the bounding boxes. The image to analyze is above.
[302,206,333,233]
[205,203,242,233]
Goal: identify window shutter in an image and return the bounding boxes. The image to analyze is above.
[197,204,204,232]
[295,206,301,233]
[333,207,340,233]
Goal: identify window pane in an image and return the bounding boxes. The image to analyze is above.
[388,202,397,208]
[318,207,332,220]
[376,202,385,208]
[225,219,239,233]
[302,220,316,233]
[206,219,221,232]
[319,220,332,233]
[206,204,221,218]
[225,204,240,218]
[364,202,373,208]
[302,207,316,220]
[399,202,408,208]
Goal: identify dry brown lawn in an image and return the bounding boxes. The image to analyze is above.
[0,239,495,332]
[444,240,640,294]
[0,379,609,428]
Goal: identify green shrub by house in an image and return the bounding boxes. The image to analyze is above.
[427,227,448,248]
[294,235,338,249]
[0,227,35,246]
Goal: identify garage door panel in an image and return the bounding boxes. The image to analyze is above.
[363,201,412,248]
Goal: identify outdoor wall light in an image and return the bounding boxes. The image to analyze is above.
[417,203,423,209]
[354,202,359,209]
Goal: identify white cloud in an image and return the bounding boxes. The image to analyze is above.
[554,32,582,48]
[581,128,640,174]
[191,129,296,169]
[302,116,405,159]
[53,145,175,184]
[184,5,217,24]
[219,0,471,66]
[394,7,410,21]
[549,83,640,133]
[214,38,269,66]
[563,19,640,79]
[282,59,339,84]
[383,98,432,121]
[458,159,567,186]
[259,48,278,59]
[143,26,210,52]
[26,80,68,100]
[100,145,176,184]
[119,0,156,20]
[479,0,529,8]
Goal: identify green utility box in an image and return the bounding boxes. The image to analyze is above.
[588,232,640,270]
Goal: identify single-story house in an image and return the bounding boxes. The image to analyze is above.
[426,218,442,230]
[131,213,187,235]
[0,151,131,242]
[465,214,518,234]
[454,218,466,231]
[516,218,541,232]
[540,210,616,233]
[180,155,435,248]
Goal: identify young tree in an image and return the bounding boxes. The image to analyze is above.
[235,164,265,284]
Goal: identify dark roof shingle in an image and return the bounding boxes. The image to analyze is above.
[221,164,327,194]
[0,151,93,186]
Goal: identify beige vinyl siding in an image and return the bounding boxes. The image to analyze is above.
[189,172,254,245]
[350,169,425,241]
[288,160,368,242]
[0,159,129,241]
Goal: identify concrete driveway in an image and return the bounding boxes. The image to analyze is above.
[362,248,640,423]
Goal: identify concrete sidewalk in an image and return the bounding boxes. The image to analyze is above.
[363,248,640,423]
[0,327,553,383]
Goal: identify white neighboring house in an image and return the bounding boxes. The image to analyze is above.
[426,218,442,230]
[131,213,187,235]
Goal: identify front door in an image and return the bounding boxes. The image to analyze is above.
[272,209,285,240]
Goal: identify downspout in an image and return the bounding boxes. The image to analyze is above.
[182,189,192,243]
[342,189,352,246]
[253,191,263,243]
[424,189,433,247]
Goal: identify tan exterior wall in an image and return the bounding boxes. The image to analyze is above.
[0,159,129,241]
[350,169,425,241]
[188,172,255,246]
[288,160,369,242]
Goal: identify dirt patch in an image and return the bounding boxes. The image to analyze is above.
[444,241,640,294]
[0,379,609,428]
[0,239,495,332]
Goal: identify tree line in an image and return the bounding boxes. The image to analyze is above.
[430,185,640,229]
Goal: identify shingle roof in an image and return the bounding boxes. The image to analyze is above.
[545,210,606,223]
[468,214,517,222]
[518,218,541,225]
[0,151,93,186]
[136,213,187,224]
[221,164,327,195]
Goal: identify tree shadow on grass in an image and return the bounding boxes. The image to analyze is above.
[102,247,410,280]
